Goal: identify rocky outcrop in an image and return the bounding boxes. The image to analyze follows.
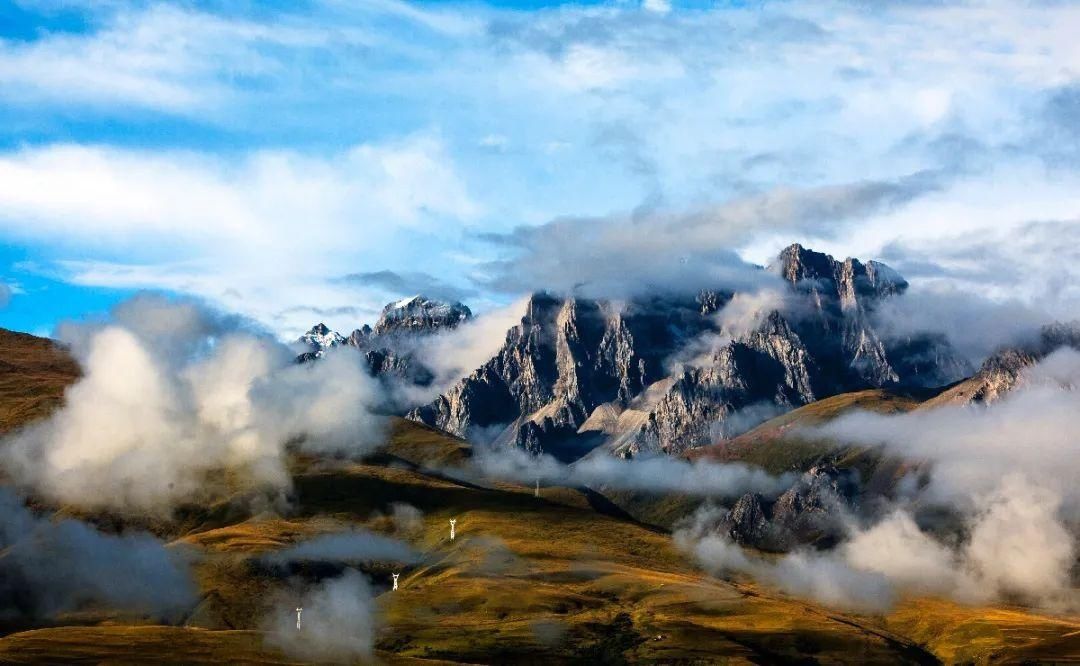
[409,245,971,459]
[770,464,857,548]
[722,493,772,546]
[716,465,858,551]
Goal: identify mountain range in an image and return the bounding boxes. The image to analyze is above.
[304,244,980,461]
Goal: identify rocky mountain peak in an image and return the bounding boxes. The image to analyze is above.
[409,243,969,459]
[298,322,346,355]
[374,295,472,336]
[773,243,836,286]
[772,244,907,312]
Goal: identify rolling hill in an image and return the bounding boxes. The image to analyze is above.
[0,330,1077,664]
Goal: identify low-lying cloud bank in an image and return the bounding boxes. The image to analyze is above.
[1,294,388,514]
[811,347,1080,512]
[259,527,419,660]
[0,489,197,620]
[678,474,1076,613]
[263,529,419,566]
[468,444,794,499]
[679,349,1080,613]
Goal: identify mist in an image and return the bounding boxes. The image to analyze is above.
[665,287,792,372]
[468,444,794,499]
[0,294,388,514]
[871,283,1056,365]
[677,350,1080,613]
[263,529,419,566]
[263,569,379,661]
[0,489,197,621]
[809,347,1080,511]
[678,474,1078,614]
[401,296,529,403]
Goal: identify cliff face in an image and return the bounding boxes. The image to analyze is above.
[408,245,972,459]
[408,292,720,459]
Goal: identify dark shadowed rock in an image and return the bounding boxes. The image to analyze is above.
[722,493,771,546]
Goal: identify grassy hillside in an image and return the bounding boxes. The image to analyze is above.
[0,328,79,435]
[0,331,1077,664]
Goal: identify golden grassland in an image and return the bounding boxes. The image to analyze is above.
[0,334,1077,664]
[0,328,79,437]
[0,419,1077,664]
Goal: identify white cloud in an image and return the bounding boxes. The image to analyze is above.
[642,0,672,16]
[0,137,478,336]
[1,295,389,513]
[4,0,1080,341]
[0,138,476,243]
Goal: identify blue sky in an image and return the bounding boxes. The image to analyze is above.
[1,0,1079,338]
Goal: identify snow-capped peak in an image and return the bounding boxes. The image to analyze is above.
[298,322,346,355]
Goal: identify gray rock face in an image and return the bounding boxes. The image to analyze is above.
[770,464,857,548]
[373,295,471,336]
[409,244,971,459]
[409,293,713,458]
[722,493,771,546]
[717,464,858,551]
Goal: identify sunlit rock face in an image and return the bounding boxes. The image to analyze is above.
[409,245,972,460]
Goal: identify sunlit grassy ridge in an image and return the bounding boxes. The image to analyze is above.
[1,418,1077,664]
[0,333,1077,664]
[0,328,79,437]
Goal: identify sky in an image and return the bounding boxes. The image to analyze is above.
[0,0,1078,339]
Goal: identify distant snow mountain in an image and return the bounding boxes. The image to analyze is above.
[297,295,473,388]
[373,295,471,336]
[297,323,346,358]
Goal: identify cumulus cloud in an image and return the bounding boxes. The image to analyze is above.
[0,488,197,620]
[6,0,1080,342]
[0,282,10,309]
[263,569,379,662]
[0,136,477,337]
[1,294,388,514]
